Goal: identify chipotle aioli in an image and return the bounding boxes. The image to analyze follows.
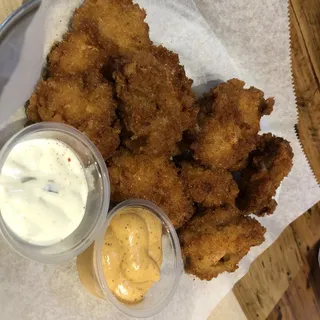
[102,207,163,304]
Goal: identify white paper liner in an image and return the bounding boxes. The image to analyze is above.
[0,1,319,319]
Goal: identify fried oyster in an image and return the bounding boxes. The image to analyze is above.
[108,150,194,229]
[181,162,239,208]
[237,133,294,216]
[71,0,152,54]
[191,79,274,171]
[179,206,266,280]
[114,51,197,156]
[27,73,120,159]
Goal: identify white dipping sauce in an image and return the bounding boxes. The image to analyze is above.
[0,138,88,246]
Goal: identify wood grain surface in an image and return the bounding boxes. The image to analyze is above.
[233,0,320,319]
[0,1,319,319]
[267,206,320,320]
[0,0,21,15]
[291,0,320,180]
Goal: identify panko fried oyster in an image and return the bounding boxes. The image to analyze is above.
[108,150,194,229]
[237,133,294,216]
[114,52,197,156]
[181,162,239,208]
[179,206,266,280]
[191,79,274,171]
[27,73,120,159]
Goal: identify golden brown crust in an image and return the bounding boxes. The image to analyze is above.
[237,133,294,216]
[27,74,120,159]
[72,0,152,54]
[191,79,275,171]
[181,162,239,208]
[47,31,110,76]
[47,0,152,77]
[114,52,196,156]
[152,45,198,131]
[108,150,194,229]
[179,206,266,280]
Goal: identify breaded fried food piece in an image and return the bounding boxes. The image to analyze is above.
[47,0,150,78]
[191,79,274,170]
[181,162,239,208]
[114,52,195,156]
[47,31,110,76]
[108,150,194,228]
[27,73,120,159]
[237,133,294,216]
[179,206,266,280]
[152,45,198,130]
[72,0,152,54]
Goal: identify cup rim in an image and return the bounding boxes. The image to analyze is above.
[0,122,110,263]
[94,199,183,318]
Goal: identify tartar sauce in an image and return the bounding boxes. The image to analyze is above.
[0,138,88,246]
[102,207,163,304]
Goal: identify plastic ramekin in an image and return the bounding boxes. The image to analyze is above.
[77,199,183,318]
[0,122,110,263]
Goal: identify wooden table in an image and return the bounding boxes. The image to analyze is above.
[1,1,319,319]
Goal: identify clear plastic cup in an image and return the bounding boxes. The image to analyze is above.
[77,199,183,318]
[0,122,110,263]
